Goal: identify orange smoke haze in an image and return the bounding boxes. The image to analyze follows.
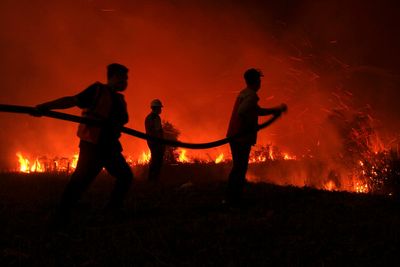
[0,0,399,170]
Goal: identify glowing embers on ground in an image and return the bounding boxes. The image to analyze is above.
[353,180,369,193]
[16,152,79,173]
[352,160,370,193]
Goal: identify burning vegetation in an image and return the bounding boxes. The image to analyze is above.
[15,152,79,174]
[12,104,400,197]
[13,126,400,198]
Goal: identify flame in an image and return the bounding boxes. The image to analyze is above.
[324,180,337,191]
[283,153,296,160]
[138,150,151,165]
[16,152,30,173]
[9,132,387,196]
[125,155,134,166]
[249,155,267,163]
[177,149,191,163]
[269,147,274,160]
[16,152,80,173]
[16,152,45,173]
[71,154,79,169]
[14,146,298,171]
[30,158,44,173]
[215,153,224,164]
[247,145,296,163]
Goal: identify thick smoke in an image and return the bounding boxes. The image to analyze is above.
[0,0,399,170]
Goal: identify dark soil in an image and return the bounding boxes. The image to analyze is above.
[1,166,399,266]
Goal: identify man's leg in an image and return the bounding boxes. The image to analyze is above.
[56,142,103,223]
[104,151,133,210]
[227,142,251,205]
[148,145,164,181]
[148,146,157,181]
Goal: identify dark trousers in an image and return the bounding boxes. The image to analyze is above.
[148,144,165,181]
[227,142,252,204]
[58,141,133,217]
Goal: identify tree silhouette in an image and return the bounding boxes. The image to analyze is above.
[162,120,180,163]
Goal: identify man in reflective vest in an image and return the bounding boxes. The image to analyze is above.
[226,68,287,206]
[145,99,165,181]
[36,63,133,225]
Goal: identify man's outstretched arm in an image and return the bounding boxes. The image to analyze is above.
[36,96,78,110]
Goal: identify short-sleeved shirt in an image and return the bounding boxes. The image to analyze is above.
[227,88,260,145]
[76,82,128,151]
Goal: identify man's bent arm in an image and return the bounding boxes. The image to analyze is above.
[258,104,287,116]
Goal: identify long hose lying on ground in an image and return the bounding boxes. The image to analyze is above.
[0,104,282,149]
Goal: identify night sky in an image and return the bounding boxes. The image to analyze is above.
[0,0,399,169]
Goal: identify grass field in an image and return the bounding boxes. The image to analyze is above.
[1,164,400,266]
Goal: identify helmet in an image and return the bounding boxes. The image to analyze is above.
[150,99,163,108]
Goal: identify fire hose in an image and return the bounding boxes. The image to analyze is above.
[0,104,282,149]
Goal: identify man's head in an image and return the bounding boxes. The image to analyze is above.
[107,63,129,91]
[150,99,163,114]
[244,68,263,91]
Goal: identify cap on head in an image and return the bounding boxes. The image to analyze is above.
[244,68,263,85]
[150,99,163,108]
[107,63,129,79]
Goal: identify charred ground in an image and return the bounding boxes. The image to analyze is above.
[1,166,400,266]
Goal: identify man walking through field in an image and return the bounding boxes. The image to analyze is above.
[226,68,287,206]
[36,63,133,225]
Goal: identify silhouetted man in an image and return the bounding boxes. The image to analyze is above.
[36,63,133,225]
[145,99,165,181]
[226,68,287,206]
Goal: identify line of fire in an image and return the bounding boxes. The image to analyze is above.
[11,110,400,196]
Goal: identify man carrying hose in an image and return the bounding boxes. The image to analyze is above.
[226,68,287,206]
[36,63,133,226]
[145,99,165,181]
